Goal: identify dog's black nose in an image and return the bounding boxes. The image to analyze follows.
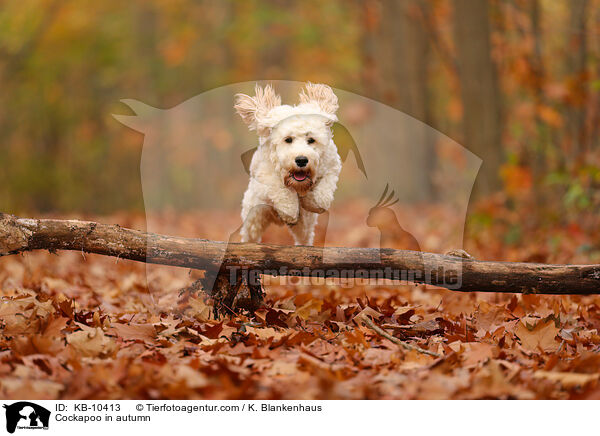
[295,156,309,167]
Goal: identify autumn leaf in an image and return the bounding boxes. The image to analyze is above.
[66,325,117,358]
[534,371,599,389]
[514,319,560,353]
[188,297,212,322]
[110,323,156,342]
[43,316,69,337]
[245,326,287,342]
[537,105,563,127]
[293,299,323,321]
[352,306,383,323]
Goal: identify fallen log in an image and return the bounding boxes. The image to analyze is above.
[1,213,599,299]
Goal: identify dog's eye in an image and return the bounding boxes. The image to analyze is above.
[307,137,315,144]
[285,137,293,143]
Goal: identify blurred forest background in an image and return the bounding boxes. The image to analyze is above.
[0,0,599,239]
[4,0,600,401]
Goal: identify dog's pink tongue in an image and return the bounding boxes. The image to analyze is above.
[293,173,307,181]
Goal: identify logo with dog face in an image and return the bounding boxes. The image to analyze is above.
[3,402,50,433]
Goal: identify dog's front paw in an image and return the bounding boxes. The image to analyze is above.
[278,211,299,225]
[301,190,332,214]
[300,195,326,214]
[275,203,299,225]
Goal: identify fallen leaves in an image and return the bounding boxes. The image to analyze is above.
[110,323,156,343]
[66,325,117,358]
[293,297,323,321]
[448,341,495,367]
[515,318,560,353]
[0,209,599,399]
[534,371,599,389]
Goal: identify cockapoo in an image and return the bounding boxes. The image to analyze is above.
[234,83,342,245]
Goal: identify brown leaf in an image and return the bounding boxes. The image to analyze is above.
[66,325,117,358]
[534,371,599,389]
[293,299,323,321]
[514,319,560,353]
[110,323,156,342]
[43,316,69,337]
[384,319,443,337]
[353,306,383,322]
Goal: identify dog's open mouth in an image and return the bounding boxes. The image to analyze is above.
[292,171,309,182]
[285,170,313,195]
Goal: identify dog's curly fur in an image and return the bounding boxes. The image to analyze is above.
[235,83,342,245]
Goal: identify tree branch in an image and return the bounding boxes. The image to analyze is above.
[1,213,599,295]
[360,315,441,357]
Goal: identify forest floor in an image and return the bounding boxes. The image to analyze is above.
[1,199,600,399]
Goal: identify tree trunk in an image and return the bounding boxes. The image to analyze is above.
[452,0,503,197]
[395,0,436,200]
[1,213,599,298]
[529,0,548,197]
[362,0,435,200]
[565,0,589,158]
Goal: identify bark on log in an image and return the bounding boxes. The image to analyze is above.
[1,213,599,295]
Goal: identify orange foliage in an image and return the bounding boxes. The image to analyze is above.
[1,207,599,400]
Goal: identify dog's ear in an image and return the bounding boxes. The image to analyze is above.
[234,84,281,132]
[299,83,339,119]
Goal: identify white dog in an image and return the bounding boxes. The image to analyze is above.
[235,83,342,245]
